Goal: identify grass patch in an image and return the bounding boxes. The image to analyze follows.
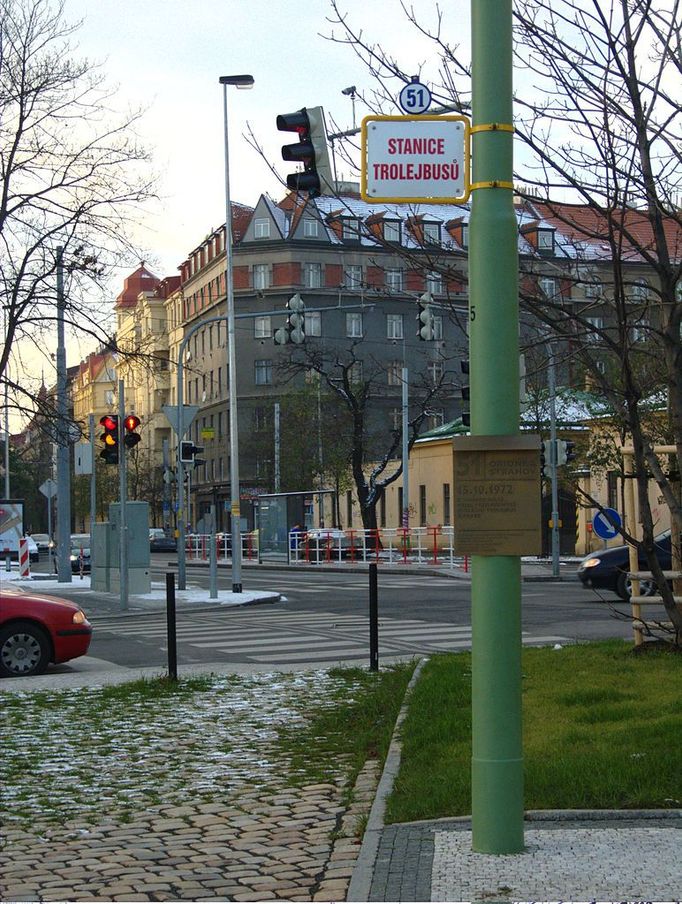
[386,640,682,823]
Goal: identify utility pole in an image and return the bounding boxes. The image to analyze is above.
[401,367,409,528]
[547,342,561,577]
[469,0,524,853]
[118,380,128,611]
[89,413,96,536]
[274,402,281,493]
[55,247,72,583]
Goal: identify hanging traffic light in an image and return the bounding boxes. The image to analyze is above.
[276,106,333,197]
[274,293,306,345]
[123,414,141,449]
[460,359,470,427]
[99,414,119,465]
[417,292,435,341]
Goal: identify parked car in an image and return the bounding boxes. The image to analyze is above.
[0,586,92,677]
[53,536,91,574]
[577,531,673,600]
[150,529,177,552]
[30,533,53,556]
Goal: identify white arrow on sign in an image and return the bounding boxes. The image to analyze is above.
[163,405,200,437]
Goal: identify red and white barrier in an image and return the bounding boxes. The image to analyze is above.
[19,538,30,577]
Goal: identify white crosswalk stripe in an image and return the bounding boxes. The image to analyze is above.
[91,608,568,665]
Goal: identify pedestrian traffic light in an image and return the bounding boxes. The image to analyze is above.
[99,415,119,465]
[123,414,141,449]
[460,359,470,427]
[276,106,333,197]
[417,292,435,341]
[274,293,306,345]
[179,441,205,469]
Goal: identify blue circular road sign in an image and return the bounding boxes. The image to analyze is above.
[399,80,432,115]
[592,507,621,540]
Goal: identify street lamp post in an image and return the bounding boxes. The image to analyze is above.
[219,74,253,594]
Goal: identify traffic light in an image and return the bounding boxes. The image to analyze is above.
[99,415,119,465]
[123,414,141,449]
[179,441,205,469]
[556,440,577,466]
[417,292,434,341]
[460,359,470,427]
[274,293,306,345]
[276,106,333,197]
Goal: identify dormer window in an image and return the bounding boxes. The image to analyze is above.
[342,218,362,241]
[537,228,554,253]
[303,217,319,238]
[254,218,270,239]
[383,220,401,243]
[423,222,441,244]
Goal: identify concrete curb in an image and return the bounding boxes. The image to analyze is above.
[346,657,427,903]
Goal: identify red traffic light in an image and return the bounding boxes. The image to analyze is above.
[124,414,141,431]
[123,413,141,449]
[99,414,118,432]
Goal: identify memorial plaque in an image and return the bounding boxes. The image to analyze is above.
[452,435,542,556]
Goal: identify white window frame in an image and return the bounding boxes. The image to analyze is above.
[254,218,270,239]
[428,360,444,384]
[253,264,270,290]
[346,312,363,338]
[303,218,319,238]
[426,271,443,294]
[387,360,402,386]
[254,315,271,340]
[254,359,273,385]
[539,277,558,298]
[344,265,363,289]
[386,313,404,340]
[303,262,323,289]
[385,268,404,292]
[349,361,364,383]
[305,311,321,337]
[383,220,401,242]
[342,218,361,240]
[585,316,604,343]
[423,222,440,244]
[432,315,443,341]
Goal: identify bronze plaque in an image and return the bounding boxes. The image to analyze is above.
[452,435,542,556]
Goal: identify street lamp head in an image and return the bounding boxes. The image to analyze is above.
[219,74,254,88]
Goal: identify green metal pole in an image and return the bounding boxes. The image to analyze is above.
[469,0,524,852]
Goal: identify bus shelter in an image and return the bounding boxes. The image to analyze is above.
[255,490,334,563]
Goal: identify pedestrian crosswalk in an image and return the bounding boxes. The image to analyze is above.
[91,608,569,666]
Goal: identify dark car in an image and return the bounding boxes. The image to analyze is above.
[0,586,92,677]
[577,531,672,600]
[150,535,177,552]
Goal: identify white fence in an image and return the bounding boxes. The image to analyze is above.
[185,527,469,570]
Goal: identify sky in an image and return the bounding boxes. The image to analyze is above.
[65,0,472,280]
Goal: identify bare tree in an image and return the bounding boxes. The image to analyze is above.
[0,0,155,428]
[327,0,682,637]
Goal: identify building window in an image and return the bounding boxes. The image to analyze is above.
[349,361,363,384]
[584,277,603,299]
[253,264,270,290]
[342,218,361,240]
[537,228,555,253]
[607,471,618,509]
[460,223,469,248]
[426,271,443,294]
[303,262,323,289]
[254,218,270,239]
[423,222,440,244]
[631,318,649,343]
[540,277,558,298]
[305,311,321,337]
[391,407,402,430]
[254,315,271,339]
[428,360,444,384]
[629,279,649,302]
[303,218,319,238]
[386,313,404,340]
[346,312,363,338]
[585,317,604,342]
[254,359,272,385]
[429,410,444,430]
[387,361,402,386]
[419,485,427,526]
[385,268,404,292]
[253,406,268,430]
[344,265,363,289]
[432,315,443,341]
[443,483,451,525]
[383,220,401,242]
[217,367,222,396]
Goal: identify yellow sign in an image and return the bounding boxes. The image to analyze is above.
[452,435,542,556]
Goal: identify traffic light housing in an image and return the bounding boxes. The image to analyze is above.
[556,440,577,466]
[123,414,141,449]
[180,441,205,469]
[460,359,470,427]
[417,292,435,341]
[277,106,333,197]
[274,293,306,345]
[99,415,119,465]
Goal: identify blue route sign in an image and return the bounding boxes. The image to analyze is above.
[592,507,621,540]
[399,80,432,115]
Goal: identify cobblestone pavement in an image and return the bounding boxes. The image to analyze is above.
[1,761,381,902]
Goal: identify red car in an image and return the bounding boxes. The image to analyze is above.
[0,586,92,678]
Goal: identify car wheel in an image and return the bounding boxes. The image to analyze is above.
[616,571,658,601]
[0,621,52,678]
